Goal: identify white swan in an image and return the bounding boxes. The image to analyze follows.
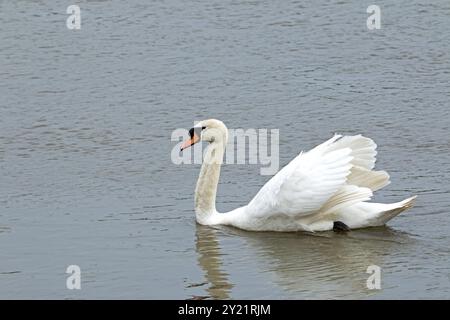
[180,119,416,232]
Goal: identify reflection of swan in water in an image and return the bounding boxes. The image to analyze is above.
[233,227,413,299]
[194,223,413,299]
[193,225,233,299]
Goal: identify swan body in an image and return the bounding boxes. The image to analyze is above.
[180,119,416,232]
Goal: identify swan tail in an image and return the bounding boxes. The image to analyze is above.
[372,195,417,225]
[331,195,417,229]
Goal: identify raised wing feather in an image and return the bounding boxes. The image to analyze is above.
[246,135,354,219]
[327,134,377,170]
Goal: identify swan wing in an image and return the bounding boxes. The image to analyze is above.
[246,135,356,219]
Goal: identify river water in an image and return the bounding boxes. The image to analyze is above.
[1,0,449,299]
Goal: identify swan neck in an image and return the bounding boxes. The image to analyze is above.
[195,141,225,224]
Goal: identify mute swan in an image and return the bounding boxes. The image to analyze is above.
[180,119,416,232]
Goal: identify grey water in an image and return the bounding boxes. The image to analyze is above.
[1,0,449,299]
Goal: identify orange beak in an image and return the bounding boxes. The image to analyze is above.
[180,133,200,151]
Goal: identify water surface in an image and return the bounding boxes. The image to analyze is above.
[1,0,449,299]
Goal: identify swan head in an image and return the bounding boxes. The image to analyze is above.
[180,119,228,151]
